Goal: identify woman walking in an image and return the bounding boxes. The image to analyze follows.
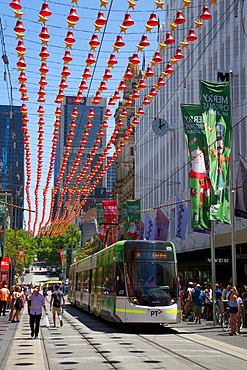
[228,287,238,335]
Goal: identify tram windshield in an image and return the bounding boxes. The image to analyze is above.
[124,241,178,307]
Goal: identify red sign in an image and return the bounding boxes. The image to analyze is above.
[18,249,24,259]
[102,200,117,224]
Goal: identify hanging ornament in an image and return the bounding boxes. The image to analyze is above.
[64,31,76,48]
[61,65,70,77]
[183,0,192,8]
[164,32,175,44]
[98,81,108,91]
[117,80,127,91]
[17,56,26,71]
[15,40,26,55]
[39,2,52,17]
[108,97,115,105]
[125,97,133,106]
[180,39,189,48]
[129,53,140,65]
[113,35,125,52]
[132,89,140,99]
[14,20,25,33]
[122,13,134,27]
[12,9,24,19]
[154,0,165,10]
[39,75,48,86]
[62,50,73,64]
[107,54,118,68]
[165,63,174,74]
[100,0,109,8]
[174,48,184,59]
[137,79,146,89]
[18,71,27,83]
[139,35,150,48]
[147,13,159,27]
[123,67,134,80]
[187,29,197,41]
[9,0,22,10]
[174,11,186,24]
[79,80,88,90]
[200,6,212,20]
[85,52,96,66]
[113,90,121,99]
[136,107,145,116]
[94,12,107,31]
[102,68,113,80]
[156,76,166,87]
[150,51,162,65]
[67,8,79,28]
[82,67,91,79]
[39,46,49,61]
[89,34,100,51]
[194,19,204,29]
[39,26,50,40]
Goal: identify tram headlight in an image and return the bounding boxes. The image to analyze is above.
[171,298,177,304]
[129,296,138,303]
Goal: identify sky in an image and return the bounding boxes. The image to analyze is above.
[0,0,172,233]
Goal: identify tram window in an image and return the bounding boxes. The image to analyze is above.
[75,272,79,291]
[116,263,126,296]
[91,269,96,293]
[102,264,114,295]
[83,271,90,292]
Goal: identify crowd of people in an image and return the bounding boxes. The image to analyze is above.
[180,282,246,335]
[0,282,66,339]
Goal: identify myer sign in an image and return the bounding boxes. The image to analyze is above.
[217,70,230,82]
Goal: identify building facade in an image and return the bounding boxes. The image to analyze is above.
[0,105,24,230]
[135,0,247,284]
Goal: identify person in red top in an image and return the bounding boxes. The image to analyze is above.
[0,285,10,316]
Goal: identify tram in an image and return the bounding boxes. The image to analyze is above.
[68,240,181,324]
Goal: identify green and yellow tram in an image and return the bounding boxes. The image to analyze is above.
[68,240,181,324]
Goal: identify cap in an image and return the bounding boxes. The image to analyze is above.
[196,284,201,288]
[188,282,193,286]
[55,283,60,288]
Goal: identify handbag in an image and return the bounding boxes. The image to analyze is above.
[7,294,13,304]
[21,298,24,308]
[40,314,50,328]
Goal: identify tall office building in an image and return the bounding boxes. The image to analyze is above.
[135,1,247,283]
[0,105,24,230]
[54,96,107,223]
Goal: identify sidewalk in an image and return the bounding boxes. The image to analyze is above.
[0,306,48,370]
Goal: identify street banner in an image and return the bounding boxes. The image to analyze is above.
[181,104,211,230]
[175,195,189,240]
[102,200,117,224]
[200,79,231,224]
[126,200,141,239]
[235,160,247,219]
[154,208,169,241]
[18,249,24,260]
[121,203,131,240]
[144,213,155,240]
[96,203,105,224]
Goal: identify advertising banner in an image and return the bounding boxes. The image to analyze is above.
[235,160,247,219]
[154,208,169,241]
[200,79,231,224]
[102,200,117,224]
[175,195,190,240]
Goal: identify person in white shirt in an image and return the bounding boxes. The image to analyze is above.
[29,285,48,339]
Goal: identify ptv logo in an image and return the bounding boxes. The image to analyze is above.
[151,309,162,317]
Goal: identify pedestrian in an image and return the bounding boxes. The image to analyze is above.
[29,285,48,339]
[50,283,65,327]
[12,286,24,322]
[193,284,205,324]
[42,284,48,298]
[228,287,238,336]
[222,284,232,300]
[236,291,243,334]
[204,283,212,320]
[183,282,194,321]
[0,285,10,316]
[215,284,222,300]
[26,284,33,314]
[8,285,16,321]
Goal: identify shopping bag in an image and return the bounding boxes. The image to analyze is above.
[40,315,50,328]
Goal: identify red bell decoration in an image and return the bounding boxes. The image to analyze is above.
[102,68,113,80]
[120,141,125,147]
[108,97,115,105]
[118,80,127,90]
[156,76,165,86]
[14,20,25,33]
[18,71,27,83]
[39,2,52,17]
[101,120,108,128]
[37,96,46,103]
[142,96,151,105]
[149,87,157,96]
[19,83,27,93]
[95,12,107,26]
[38,86,46,96]
[98,129,105,137]
[16,40,26,53]
[89,34,100,48]
[64,31,75,45]
[20,93,28,101]
[39,75,47,86]
[87,108,95,118]
[187,28,197,41]
[145,66,154,77]
[39,62,49,74]
[76,91,84,100]
[174,11,186,24]
[59,78,68,89]
[200,6,212,20]
[138,79,146,89]
[117,119,124,127]
[95,91,102,100]
[9,0,22,10]
[122,13,134,27]
[164,32,175,44]
[152,51,162,63]
[107,54,118,66]
[174,48,184,59]
[17,57,26,70]
[98,81,108,91]
[61,65,70,77]
[37,105,44,115]
[39,27,50,40]
[120,108,128,117]
[147,13,159,27]
[130,53,140,65]
[131,117,139,125]
[104,108,112,117]
[20,103,28,114]
[39,46,49,60]
[79,80,88,90]
[62,50,73,63]
[139,35,150,47]
[113,90,121,99]
[71,108,78,118]
[85,53,96,65]
[54,119,60,127]
[67,8,79,22]
[114,35,125,49]
[82,67,91,79]
[125,97,133,106]
[55,107,62,116]
[165,63,174,74]
[123,67,134,79]
[136,107,145,115]
[132,89,140,99]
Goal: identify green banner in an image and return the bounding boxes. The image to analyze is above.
[96,203,105,224]
[126,200,141,222]
[200,80,231,224]
[181,104,211,230]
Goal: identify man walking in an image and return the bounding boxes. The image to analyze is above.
[0,285,10,316]
[50,283,65,327]
[29,285,48,339]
